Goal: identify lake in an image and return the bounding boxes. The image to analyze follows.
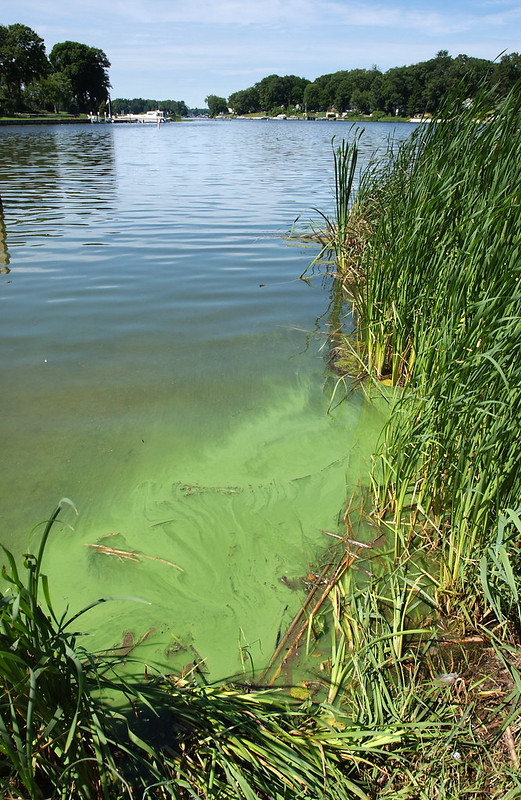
[0,118,412,679]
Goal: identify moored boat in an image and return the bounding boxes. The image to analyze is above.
[112,110,168,124]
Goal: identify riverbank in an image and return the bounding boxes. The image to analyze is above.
[0,112,415,126]
[0,114,90,126]
[217,111,412,122]
[2,90,519,798]
[307,81,521,795]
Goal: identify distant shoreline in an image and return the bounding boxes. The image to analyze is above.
[0,117,91,126]
[0,115,421,127]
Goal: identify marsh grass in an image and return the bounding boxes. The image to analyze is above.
[7,501,515,799]
[298,133,364,277]
[0,499,166,799]
[304,528,521,797]
[4,501,465,800]
[303,80,521,795]
[321,82,521,602]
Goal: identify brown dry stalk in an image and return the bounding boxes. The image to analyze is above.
[503,725,519,769]
[259,548,357,685]
[85,542,184,572]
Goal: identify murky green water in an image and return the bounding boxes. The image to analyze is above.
[0,119,411,678]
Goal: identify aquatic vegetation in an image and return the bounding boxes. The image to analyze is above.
[298,133,365,277]
[0,499,157,799]
[1,500,444,800]
[303,79,521,795]
[324,81,521,601]
[6,501,513,798]
[4,79,521,798]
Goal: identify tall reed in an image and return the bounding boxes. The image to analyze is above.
[301,133,362,277]
[304,528,521,796]
[289,84,521,796]
[327,82,521,604]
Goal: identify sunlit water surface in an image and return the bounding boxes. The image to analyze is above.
[0,119,412,678]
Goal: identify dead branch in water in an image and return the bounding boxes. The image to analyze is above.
[85,542,184,572]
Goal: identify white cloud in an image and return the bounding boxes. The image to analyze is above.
[6,0,521,39]
[80,0,521,34]
[3,0,520,105]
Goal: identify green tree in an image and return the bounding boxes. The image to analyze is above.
[228,87,260,115]
[213,50,521,123]
[0,24,48,111]
[49,41,110,113]
[255,74,309,112]
[303,79,329,111]
[167,99,189,117]
[289,76,310,106]
[381,66,410,115]
[256,75,284,111]
[306,68,384,114]
[420,51,453,112]
[351,88,371,114]
[332,74,353,112]
[449,54,493,97]
[205,94,228,117]
[128,98,147,113]
[25,72,72,113]
[493,52,521,96]
[369,73,385,112]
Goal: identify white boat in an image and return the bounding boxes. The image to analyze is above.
[111,110,168,124]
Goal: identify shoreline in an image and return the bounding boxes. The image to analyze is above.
[0,117,91,126]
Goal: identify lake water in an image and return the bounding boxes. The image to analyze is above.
[0,119,412,679]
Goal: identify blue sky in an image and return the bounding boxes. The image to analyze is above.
[3,0,520,107]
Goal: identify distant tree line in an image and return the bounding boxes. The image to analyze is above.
[213,51,521,117]
[0,23,111,115]
[0,23,202,118]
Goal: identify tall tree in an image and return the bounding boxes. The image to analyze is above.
[380,66,410,115]
[493,52,521,96]
[205,94,228,117]
[24,72,72,113]
[228,87,260,115]
[218,49,521,121]
[303,78,329,111]
[0,24,48,110]
[255,74,309,112]
[49,41,110,113]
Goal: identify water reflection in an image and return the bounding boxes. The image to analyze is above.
[0,127,116,253]
[0,121,412,679]
[0,196,10,270]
